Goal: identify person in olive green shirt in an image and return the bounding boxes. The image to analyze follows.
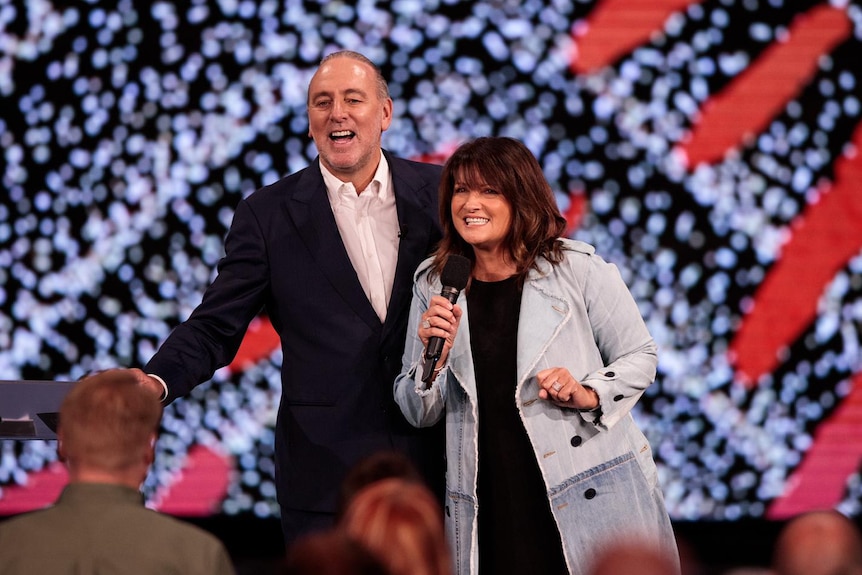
[0,369,235,575]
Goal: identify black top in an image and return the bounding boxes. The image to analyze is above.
[468,276,569,575]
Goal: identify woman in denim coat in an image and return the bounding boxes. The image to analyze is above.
[394,137,679,575]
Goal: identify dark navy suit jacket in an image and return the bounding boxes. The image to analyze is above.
[145,151,443,532]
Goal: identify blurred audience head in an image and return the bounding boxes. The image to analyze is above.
[59,368,162,486]
[337,450,424,519]
[588,539,681,575]
[282,530,390,575]
[339,478,452,575]
[772,510,862,575]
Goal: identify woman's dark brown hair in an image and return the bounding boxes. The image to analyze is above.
[430,137,567,282]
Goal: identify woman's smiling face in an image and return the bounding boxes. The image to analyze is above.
[450,175,513,257]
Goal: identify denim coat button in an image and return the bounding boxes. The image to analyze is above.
[584,488,597,499]
[613,394,624,401]
[604,371,615,377]
[570,435,583,447]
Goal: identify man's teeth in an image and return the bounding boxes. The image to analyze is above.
[465,217,488,225]
[331,131,353,138]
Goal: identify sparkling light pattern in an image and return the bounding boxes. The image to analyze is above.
[1,0,861,521]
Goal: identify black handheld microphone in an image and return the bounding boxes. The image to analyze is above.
[421,254,471,386]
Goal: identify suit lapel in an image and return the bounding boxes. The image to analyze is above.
[382,154,438,343]
[286,160,381,330]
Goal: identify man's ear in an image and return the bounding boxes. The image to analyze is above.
[144,433,157,466]
[380,97,393,131]
[57,430,66,462]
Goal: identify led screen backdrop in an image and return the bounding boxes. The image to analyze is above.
[1,0,861,521]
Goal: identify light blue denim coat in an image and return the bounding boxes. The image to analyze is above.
[394,239,679,575]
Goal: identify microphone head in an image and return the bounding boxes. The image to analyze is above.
[441,255,471,290]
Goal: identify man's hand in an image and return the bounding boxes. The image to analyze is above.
[128,368,166,400]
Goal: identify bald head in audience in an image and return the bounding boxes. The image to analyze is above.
[773,510,862,575]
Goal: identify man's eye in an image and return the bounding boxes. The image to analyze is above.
[314,101,331,108]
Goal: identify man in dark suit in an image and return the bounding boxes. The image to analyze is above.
[131,51,443,543]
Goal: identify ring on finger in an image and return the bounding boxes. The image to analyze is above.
[421,319,431,329]
[551,381,562,392]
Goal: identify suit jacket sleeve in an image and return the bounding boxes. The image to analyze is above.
[144,198,269,402]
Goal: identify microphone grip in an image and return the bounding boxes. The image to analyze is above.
[423,285,460,361]
[420,355,439,388]
[421,285,461,387]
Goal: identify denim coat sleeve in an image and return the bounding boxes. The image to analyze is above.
[393,257,447,428]
[566,242,658,429]
[512,240,657,430]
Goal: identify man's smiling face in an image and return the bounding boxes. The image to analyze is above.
[307,56,393,189]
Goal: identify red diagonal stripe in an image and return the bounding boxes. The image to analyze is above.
[730,123,862,384]
[571,0,698,75]
[767,371,862,518]
[676,5,851,167]
[0,446,232,517]
[0,462,67,515]
[151,445,233,516]
[564,193,588,237]
[227,315,280,374]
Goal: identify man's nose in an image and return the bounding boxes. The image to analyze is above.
[330,100,347,119]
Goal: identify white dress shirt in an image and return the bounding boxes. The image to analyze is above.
[321,156,400,323]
